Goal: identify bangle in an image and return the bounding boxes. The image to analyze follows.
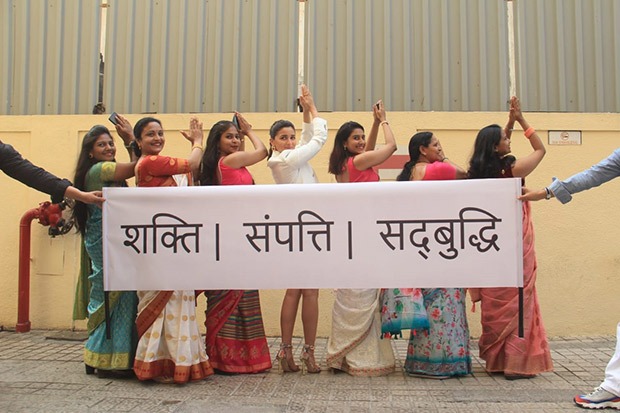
[524,127,536,139]
[544,187,552,200]
[380,121,389,126]
[192,144,203,151]
[443,157,449,162]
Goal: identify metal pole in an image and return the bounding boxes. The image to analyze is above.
[296,0,307,111]
[506,0,517,98]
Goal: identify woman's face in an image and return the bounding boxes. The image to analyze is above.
[495,130,511,156]
[139,122,165,156]
[89,134,116,162]
[218,125,242,156]
[421,135,444,162]
[271,126,296,152]
[344,128,366,155]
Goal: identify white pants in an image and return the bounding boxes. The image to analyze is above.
[601,322,620,396]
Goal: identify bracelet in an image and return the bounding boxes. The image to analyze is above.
[443,157,449,162]
[380,121,389,126]
[124,141,135,150]
[524,127,536,139]
[192,144,204,151]
[544,187,552,200]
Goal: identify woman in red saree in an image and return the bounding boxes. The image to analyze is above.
[468,97,553,379]
[199,114,272,374]
[132,116,214,383]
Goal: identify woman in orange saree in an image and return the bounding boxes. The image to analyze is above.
[131,116,214,383]
[468,97,553,379]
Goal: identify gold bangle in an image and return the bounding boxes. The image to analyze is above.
[192,144,203,151]
[380,121,389,126]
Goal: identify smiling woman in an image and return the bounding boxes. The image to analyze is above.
[199,113,272,374]
[266,85,328,374]
[71,120,138,378]
[325,101,397,377]
[328,100,397,182]
[131,116,214,384]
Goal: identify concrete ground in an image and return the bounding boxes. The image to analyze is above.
[0,330,613,412]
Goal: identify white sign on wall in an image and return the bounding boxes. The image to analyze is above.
[548,130,582,145]
[103,179,523,291]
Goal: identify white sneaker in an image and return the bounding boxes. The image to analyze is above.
[574,386,620,410]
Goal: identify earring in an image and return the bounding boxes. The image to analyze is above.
[88,154,93,159]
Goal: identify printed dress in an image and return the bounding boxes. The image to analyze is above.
[402,162,472,377]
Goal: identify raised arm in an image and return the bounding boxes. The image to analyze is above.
[222,112,268,168]
[353,100,397,171]
[510,97,546,178]
[365,100,382,152]
[504,98,517,140]
[109,114,138,180]
[299,84,319,145]
[113,114,138,162]
[180,117,206,175]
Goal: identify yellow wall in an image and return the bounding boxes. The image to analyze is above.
[0,111,619,337]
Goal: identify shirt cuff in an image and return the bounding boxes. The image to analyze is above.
[548,177,572,204]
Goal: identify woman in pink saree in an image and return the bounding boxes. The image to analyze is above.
[468,97,553,380]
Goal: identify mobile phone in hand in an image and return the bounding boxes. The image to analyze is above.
[232,114,240,129]
[375,102,380,110]
[108,112,119,125]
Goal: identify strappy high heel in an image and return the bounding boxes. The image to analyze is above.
[275,343,300,373]
[300,344,321,375]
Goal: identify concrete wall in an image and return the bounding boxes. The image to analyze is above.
[0,111,619,338]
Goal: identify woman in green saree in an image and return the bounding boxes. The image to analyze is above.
[72,118,138,377]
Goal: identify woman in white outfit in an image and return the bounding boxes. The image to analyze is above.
[267,85,328,374]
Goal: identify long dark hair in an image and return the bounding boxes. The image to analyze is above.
[132,116,162,157]
[468,124,515,179]
[328,121,364,175]
[71,125,114,235]
[199,120,237,185]
[268,119,295,159]
[396,132,434,181]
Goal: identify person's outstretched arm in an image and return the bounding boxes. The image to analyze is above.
[0,142,104,205]
[519,148,620,203]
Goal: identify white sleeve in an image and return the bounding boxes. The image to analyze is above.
[280,117,328,169]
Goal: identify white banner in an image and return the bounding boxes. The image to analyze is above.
[103,179,523,290]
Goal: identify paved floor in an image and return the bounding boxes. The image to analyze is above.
[0,330,613,412]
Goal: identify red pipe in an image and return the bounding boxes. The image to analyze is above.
[16,208,40,333]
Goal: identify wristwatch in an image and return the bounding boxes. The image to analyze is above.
[544,187,552,200]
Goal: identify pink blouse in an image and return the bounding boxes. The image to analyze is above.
[346,156,379,183]
[422,162,456,181]
[219,157,254,185]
